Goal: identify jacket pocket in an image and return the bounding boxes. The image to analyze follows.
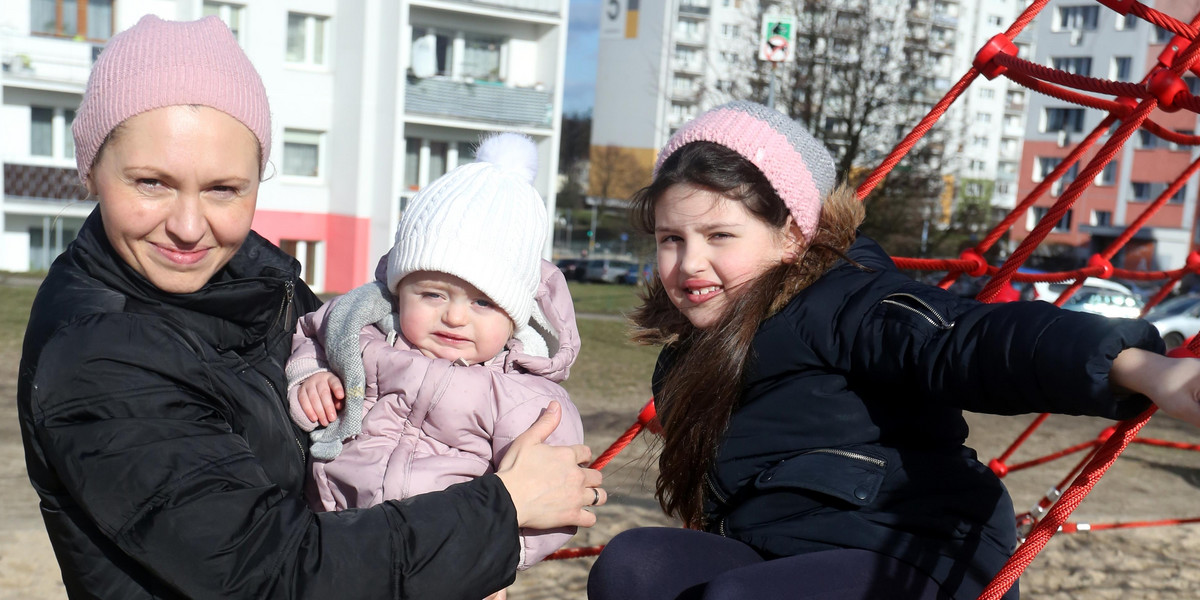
[753,447,888,507]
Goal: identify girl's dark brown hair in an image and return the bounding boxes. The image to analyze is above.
[628,141,865,527]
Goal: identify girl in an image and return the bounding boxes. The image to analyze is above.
[586,101,1200,600]
[286,134,591,577]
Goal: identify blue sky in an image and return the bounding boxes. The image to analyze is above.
[563,0,600,115]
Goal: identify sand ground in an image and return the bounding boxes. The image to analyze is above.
[3,325,1200,599]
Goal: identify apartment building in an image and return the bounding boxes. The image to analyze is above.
[590,0,1027,225]
[1014,0,1200,271]
[1,0,568,292]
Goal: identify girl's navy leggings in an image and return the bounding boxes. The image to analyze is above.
[587,527,952,600]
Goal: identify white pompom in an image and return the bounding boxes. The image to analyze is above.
[475,133,538,185]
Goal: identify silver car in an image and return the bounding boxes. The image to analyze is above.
[1145,294,1200,349]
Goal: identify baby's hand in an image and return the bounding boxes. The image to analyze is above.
[296,372,346,426]
[483,589,507,600]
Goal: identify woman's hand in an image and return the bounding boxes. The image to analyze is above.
[1111,348,1200,427]
[495,402,606,530]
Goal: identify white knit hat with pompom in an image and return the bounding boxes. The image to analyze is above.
[387,133,552,357]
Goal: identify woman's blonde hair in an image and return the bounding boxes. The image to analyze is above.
[628,141,865,527]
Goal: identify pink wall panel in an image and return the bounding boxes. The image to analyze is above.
[251,210,373,293]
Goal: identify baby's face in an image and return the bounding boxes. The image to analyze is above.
[395,271,514,364]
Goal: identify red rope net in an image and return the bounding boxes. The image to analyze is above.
[548,1,1200,595]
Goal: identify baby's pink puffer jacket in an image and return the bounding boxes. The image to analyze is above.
[287,260,584,569]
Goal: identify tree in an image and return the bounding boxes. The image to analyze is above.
[717,0,951,254]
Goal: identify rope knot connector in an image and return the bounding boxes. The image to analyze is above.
[1147,67,1187,112]
[959,249,988,277]
[637,400,662,435]
[973,34,1017,80]
[1087,254,1114,279]
[1185,250,1200,272]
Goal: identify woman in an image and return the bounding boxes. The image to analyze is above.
[17,15,602,599]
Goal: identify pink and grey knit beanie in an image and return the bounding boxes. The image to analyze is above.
[656,101,837,242]
[73,15,271,184]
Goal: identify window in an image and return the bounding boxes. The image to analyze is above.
[1044,107,1085,133]
[1091,210,1112,227]
[203,2,244,43]
[279,240,323,289]
[1052,56,1092,76]
[968,159,986,172]
[1097,161,1118,186]
[1029,206,1073,232]
[31,0,113,41]
[30,106,76,159]
[403,138,470,190]
[1155,26,1174,44]
[1136,130,1160,150]
[1057,6,1099,31]
[1116,14,1137,31]
[976,112,992,124]
[286,12,328,66]
[462,33,504,80]
[721,24,739,39]
[1171,184,1187,204]
[282,129,323,177]
[979,88,996,99]
[1111,56,1131,81]
[988,15,1003,26]
[1171,129,1193,152]
[1187,76,1200,95]
[1036,157,1078,191]
[677,19,701,38]
[972,135,989,147]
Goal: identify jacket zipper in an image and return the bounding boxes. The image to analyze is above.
[271,279,295,332]
[261,373,307,466]
[800,447,887,468]
[880,293,954,330]
[705,474,729,537]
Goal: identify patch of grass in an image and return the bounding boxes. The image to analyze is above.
[566,282,643,316]
[561,318,659,405]
[0,285,38,355]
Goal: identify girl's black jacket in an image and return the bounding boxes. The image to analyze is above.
[653,235,1163,600]
[18,209,520,599]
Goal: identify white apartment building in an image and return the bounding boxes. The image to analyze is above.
[590,0,1028,224]
[1,0,568,292]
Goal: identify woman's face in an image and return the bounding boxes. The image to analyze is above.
[89,106,260,294]
[654,183,796,329]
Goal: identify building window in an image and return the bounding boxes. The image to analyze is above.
[1136,130,1160,150]
[1096,161,1118,186]
[278,240,323,289]
[988,15,1003,26]
[1044,107,1085,133]
[286,12,328,66]
[282,129,323,177]
[1030,206,1073,232]
[403,138,469,190]
[1056,6,1098,31]
[31,0,114,41]
[1116,14,1137,31]
[976,112,992,124]
[721,24,739,39]
[1171,184,1188,204]
[1091,210,1112,227]
[979,88,995,99]
[30,106,76,159]
[1154,26,1174,44]
[1051,56,1092,76]
[1111,56,1131,81]
[203,2,245,43]
[462,33,504,81]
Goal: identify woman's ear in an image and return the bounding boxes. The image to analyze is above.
[781,218,806,264]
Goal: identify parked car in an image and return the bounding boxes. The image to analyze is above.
[1059,288,1144,320]
[555,258,585,281]
[622,263,654,285]
[1027,277,1136,302]
[582,258,636,284]
[1145,294,1200,349]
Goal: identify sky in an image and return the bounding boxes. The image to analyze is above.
[563,0,601,115]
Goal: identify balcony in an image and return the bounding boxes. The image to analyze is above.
[3,162,87,202]
[433,0,564,16]
[679,4,711,17]
[405,78,553,128]
[0,34,96,93]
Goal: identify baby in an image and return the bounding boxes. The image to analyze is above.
[286,133,585,571]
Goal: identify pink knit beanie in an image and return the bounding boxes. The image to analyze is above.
[73,15,271,184]
[656,101,837,242]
